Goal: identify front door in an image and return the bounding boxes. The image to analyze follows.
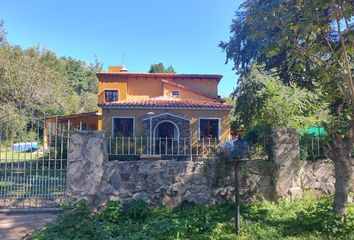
[154,121,178,154]
[157,122,175,139]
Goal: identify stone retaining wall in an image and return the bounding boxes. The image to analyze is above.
[67,129,354,207]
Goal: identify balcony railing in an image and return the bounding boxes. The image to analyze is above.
[107,136,221,160]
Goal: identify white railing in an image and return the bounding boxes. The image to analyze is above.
[107,136,221,159]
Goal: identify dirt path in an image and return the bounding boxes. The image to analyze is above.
[0,211,59,240]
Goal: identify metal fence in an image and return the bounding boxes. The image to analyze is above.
[299,135,327,160]
[299,133,354,160]
[0,110,68,209]
[107,136,270,161]
[107,136,221,160]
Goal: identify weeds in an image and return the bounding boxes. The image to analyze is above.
[29,196,354,240]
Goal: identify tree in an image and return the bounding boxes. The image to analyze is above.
[0,21,102,116]
[0,20,6,45]
[60,56,101,95]
[223,96,238,133]
[220,0,354,215]
[233,64,321,130]
[148,63,176,73]
[59,56,102,114]
[0,45,68,112]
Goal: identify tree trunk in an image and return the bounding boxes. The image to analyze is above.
[332,147,353,215]
[327,132,354,215]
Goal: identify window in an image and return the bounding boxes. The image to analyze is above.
[105,90,119,102]
[113,118,134,137]
[199,119,219,139]
[171,90,180,97]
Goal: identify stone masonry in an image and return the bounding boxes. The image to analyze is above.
[67,129,354,207]
[142,113,191,139]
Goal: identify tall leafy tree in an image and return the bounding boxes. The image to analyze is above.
[0,21,102,116]
[61,57,101,95]
[148,62,176,73]
[0,45,68,112]
[220,0,354,215]
[233,64,321,130]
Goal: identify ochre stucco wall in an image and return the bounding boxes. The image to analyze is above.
[162,83,214,101]
[97,76,127,129]
[97,75,219,103]
[97,74,223,133]
[102,108,230,141]
[98,76,128,105]
[127,77,164,100]
[173,78,218,97]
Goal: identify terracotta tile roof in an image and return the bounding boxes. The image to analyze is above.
[99,96,231,110]
[46,111,101,120]
[96,72,223,81]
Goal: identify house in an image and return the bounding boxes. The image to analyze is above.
[97,66,231,142]
[45,66,231,152]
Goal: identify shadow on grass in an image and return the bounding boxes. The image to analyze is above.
[240,197,354,239]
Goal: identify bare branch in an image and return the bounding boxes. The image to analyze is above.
[339,3,354,52]
[334,0,354,103]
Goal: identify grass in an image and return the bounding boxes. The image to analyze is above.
[0,141,67,206]
[0,150,43,162]
[0,142,67,162]
[0,146,67,198]
[29,196,354,240]
[0,144,66,176]
[0,177,66,197]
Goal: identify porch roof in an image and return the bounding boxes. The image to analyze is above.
[98,96,231,110]
[45,111,101,120]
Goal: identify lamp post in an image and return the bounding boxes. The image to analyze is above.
[218,139,266,235]
[234,158,241,234]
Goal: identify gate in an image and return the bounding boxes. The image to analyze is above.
[0,110,68,209]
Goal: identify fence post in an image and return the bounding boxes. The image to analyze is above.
[269,127,302,200]
[67,131,107,205]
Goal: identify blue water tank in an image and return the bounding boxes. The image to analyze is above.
[13,142,38,152]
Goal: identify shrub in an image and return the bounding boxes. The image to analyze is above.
[98,200,123,223]
[30,197,354,240]
[124,199,151,220]
[29,199,108,240]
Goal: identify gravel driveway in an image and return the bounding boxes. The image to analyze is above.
[0,210,59,240]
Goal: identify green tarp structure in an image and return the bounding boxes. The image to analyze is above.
[307,127,325,136]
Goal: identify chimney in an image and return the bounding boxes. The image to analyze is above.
[108,66,128,73]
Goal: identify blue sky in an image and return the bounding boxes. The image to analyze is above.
[0,0,243,97]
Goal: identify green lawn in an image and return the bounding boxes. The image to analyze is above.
[29,196,354,240]
[0,145,66,176]
[0,143,46,162]
[0,151,43,162]
[0,147,67,198]
[0,142,66,162]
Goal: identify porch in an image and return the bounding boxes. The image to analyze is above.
[108,111,226,160]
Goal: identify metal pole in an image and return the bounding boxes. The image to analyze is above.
[149,118,152,155]
[235,159,240,234]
